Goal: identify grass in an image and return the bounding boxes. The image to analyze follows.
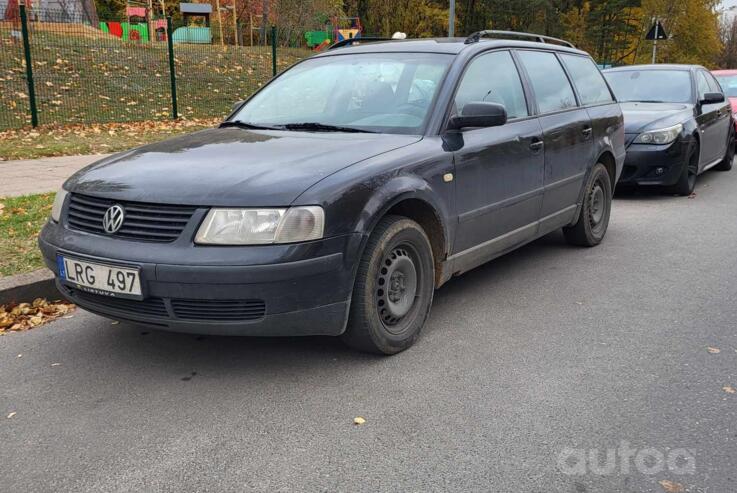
[0,117,220,160]
[0,192,54,277]
[0,23,311,130]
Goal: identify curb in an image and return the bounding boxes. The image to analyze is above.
[0,269,60,306]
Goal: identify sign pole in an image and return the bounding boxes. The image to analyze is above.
[448,0,455,37]
[651,18,658,64]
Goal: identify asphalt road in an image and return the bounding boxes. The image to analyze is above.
[2,167,737,492]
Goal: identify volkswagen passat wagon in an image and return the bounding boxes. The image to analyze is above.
[40,32,625,354]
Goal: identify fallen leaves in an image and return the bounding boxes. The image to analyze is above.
[353,416,366,425]
[0,298,75,333]
[706,346,721,354]
[658,479,684,492]
[723,385,736,394]
[6,412,16,419]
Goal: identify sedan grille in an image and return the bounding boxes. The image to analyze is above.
[70,289,169,318]
[66,194,196,242]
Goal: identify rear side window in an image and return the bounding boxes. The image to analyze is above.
[560,54,614,105]
[454,50,529,120]
[517,50,577,113]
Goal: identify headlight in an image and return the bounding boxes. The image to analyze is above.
[195,206,324,245]
[50,189,68,222]
[633,123,683,145]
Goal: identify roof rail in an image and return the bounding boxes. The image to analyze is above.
[328,37,394,50]
[464,30,575,48]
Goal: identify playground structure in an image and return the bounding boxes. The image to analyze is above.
[305,16,363,51]
[172,2,212,44]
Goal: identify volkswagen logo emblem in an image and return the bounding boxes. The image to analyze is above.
[102,204,125,234]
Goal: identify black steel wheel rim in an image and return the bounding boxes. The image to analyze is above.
[376,243,420,333]
[588,177,608,232]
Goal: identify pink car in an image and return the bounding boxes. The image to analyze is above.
[712,69,737,132]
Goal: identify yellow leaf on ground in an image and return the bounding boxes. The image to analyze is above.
[6,412,16,419]
[707,347,721,354]
[353,416,366,425]
[723,386,736,394]
[658,479,684,492]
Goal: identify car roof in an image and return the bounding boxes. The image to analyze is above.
[603,64,704,73]
[311,37,589,58]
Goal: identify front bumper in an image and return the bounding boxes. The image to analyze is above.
[618,136,691,187]
[39,221,363,336]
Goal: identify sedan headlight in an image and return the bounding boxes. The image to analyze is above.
[195,206,324,245]
[50,189,68,222]
[633,123,683,145]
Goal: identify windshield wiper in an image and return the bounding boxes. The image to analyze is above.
[220,120,280,130]
[281,122,375,133]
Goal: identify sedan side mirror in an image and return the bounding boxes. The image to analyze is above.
[448,102,507,130]
[700,92,725,105]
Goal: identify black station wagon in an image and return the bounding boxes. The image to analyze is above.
[40,31,625,354]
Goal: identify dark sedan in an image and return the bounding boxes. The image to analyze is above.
[603,64,733,195]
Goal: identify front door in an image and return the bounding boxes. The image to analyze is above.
[696,70,725,165]
[451,50,544,255]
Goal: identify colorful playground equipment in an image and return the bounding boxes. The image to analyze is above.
[98,5,166,42]
[305,16,363,51]
[172,3,213,44]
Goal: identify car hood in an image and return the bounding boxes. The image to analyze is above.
[64,128,421,206]
[619,102,693,134]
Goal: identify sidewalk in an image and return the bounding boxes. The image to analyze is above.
[0,154,110,198]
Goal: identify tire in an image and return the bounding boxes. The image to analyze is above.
[341,215,435,355]
[715,127,734,171]
[563,163,613,247]
[670,143,698,196]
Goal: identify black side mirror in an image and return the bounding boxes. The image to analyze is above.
[700,92,725,105]
[231,100,245,113]
[448,102,507,130]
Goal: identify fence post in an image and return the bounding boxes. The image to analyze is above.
[166,16,178,119]
[271,25,277,77]
[19,3,38,127]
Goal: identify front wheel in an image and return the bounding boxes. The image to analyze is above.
[669,144,698,196]
[563,163,613,247]
[341,216,435,355]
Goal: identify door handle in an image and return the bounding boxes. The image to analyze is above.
[582,127,593,138]
[529,139,543,152]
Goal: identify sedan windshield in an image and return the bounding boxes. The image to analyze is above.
[603,69,692,103]
[231,52,452,134]
[714,74,737,97]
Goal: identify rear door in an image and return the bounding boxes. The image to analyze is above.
[451,50,544,254]
[516,50,593,224]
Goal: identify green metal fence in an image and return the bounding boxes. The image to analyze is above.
[0,6,312,130]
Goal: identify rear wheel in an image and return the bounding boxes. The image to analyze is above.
[563,163,612,247]
[341,216,435,355]
[670,144,698,196]
[715,127,734,171]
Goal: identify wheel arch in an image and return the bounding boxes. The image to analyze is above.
[357,179,452,287]
[596,150,617,192]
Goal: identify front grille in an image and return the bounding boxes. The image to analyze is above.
[171,299,266,321]
[69,289,169,318]
[67,194,197,242]
[65,287,267,323]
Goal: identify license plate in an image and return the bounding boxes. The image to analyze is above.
[57,255,142,299]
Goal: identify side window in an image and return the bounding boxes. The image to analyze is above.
[696,71,711,99]
[454,51,528,120]
[517,50,577,113]
[560,54,614,105]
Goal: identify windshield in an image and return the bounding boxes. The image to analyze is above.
[714,74,737,97]
[603,69,692,103]
[231,52,452,134]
